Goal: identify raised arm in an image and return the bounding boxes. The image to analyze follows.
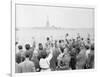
[46,48,53,62]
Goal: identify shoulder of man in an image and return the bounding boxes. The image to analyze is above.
[18,61,24,68]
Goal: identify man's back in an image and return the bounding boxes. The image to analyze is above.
[76,49,87,69]
[19,59,35,73]
[50,47,61,70]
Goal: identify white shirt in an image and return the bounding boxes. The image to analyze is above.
[86,49,91,58]
[39,49,53,69]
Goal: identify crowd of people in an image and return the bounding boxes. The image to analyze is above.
[15,33,94,73]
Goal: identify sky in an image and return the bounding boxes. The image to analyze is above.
[16,4,94,28]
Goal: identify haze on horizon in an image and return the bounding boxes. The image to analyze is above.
[16,4,94,29]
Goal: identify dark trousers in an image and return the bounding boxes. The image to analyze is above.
[70,57,76,70]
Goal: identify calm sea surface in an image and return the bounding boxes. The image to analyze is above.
[16,28,94,47]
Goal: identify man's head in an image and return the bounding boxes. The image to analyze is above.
[85,45,90,50]
[80,43,85,49]
[15,41,18,45]
[81,38,84,41]
[38,43,43,50]
[47,37,50,41]
[91,44,94,51]
[41,51,47,59]
[66,33,69,37]
[25,51,30,58]
[18,45,23,50]
[59,40,62,43]
[25,44,30,50]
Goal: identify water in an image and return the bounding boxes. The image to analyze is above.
[16,27,94,47]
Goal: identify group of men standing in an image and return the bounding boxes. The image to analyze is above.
[15,33,94,73]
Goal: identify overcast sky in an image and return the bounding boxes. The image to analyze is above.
[16,4,94,28]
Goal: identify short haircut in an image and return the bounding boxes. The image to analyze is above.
[87,38,90,40]
[25,44,30,50]
[39,43,42,46]
[81,38,84,40]
[41,51,47,59]
[66,33,69,36]
[18,45,23,50]
[72,45,76,48]
[25,51,30,58]
[85,45,90,50]
[59,40,62,43]
[15,41,18,45]
[91,44,94,51]
[47,37,50,41]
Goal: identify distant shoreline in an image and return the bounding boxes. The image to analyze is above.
[16,27,94,31]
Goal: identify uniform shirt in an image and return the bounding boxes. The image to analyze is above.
[19,58,35,73]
